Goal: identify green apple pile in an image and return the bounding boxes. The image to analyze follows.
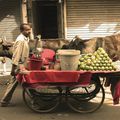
[78,47,116,71]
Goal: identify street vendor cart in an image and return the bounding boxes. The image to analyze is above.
[17,70,106,113]
[17,48,120,113]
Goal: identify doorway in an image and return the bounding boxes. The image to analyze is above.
[32,1,59,39]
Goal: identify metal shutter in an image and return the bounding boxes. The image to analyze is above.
[0,0,20,41]
[66,0,120,40]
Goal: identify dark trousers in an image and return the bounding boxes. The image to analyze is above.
[0,76,18,104]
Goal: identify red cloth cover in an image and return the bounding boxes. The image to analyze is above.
[17,70,92,85]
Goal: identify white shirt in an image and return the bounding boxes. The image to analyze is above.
[12,33,29,66]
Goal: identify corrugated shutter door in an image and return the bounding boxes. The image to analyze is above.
[0,0,20,41]
[66,0,120,40]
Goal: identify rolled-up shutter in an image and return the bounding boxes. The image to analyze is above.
[0,0,20,41]
[66,0,120,40]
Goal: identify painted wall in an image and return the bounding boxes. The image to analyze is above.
[0,0,21,41]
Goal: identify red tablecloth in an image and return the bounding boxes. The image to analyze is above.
[17,70,120,105]
[17,70,92,85]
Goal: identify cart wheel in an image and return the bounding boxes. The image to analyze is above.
[22,87,61,113]
[66,79,105,113]
[67,78,101,102]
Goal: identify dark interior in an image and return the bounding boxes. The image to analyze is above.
[32,1,58,39]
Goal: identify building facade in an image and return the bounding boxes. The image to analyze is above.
[0,0,120,41]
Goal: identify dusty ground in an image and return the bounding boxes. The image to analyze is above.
[0,74,120,120]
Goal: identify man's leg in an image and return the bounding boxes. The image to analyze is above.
[0,76,18,106]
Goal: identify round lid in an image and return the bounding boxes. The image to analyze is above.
[57,49,80,56]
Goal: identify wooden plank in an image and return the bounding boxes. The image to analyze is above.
[21,0,28,23]
[63,0,67,39]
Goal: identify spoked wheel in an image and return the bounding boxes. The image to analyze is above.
[22,86,61,113]
[66,79,105,113]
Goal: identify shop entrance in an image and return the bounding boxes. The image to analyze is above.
[32,1,59,39]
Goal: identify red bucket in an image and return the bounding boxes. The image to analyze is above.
[28,58,43,70]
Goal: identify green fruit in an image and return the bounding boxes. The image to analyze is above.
[98,67,101,70]
[99,63,103,67]
[96,54,100,59]
[95,63,99,67]
[104,60,108,63]
[87,53,93,57]
[101,66,105,71]
[100,54,104,58]
[102,63,106,67]
[86,59,92,65]
[79,57,84,62]
[89,66,94,71]
[105,66,109,71]
[101,61,105,64]
[93,60,97,64]
[80,64,85,69]
[93,66,97,71]
[78,61,81,65]
[84,66,89,70]
[107,63,111,67]
[91,56,96,60]
[97,61,101,64]
[99,57,102,61]
[108,66,113,71]
[98,47,103,51]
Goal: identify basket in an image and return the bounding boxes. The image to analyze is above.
[28,58,43,70]
[58,50,80,70]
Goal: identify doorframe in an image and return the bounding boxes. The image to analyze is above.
[63,0,67,39]
[57,1,64,38]
[27,0,66,39]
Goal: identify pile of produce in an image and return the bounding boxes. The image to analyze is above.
[78,47,116,71]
